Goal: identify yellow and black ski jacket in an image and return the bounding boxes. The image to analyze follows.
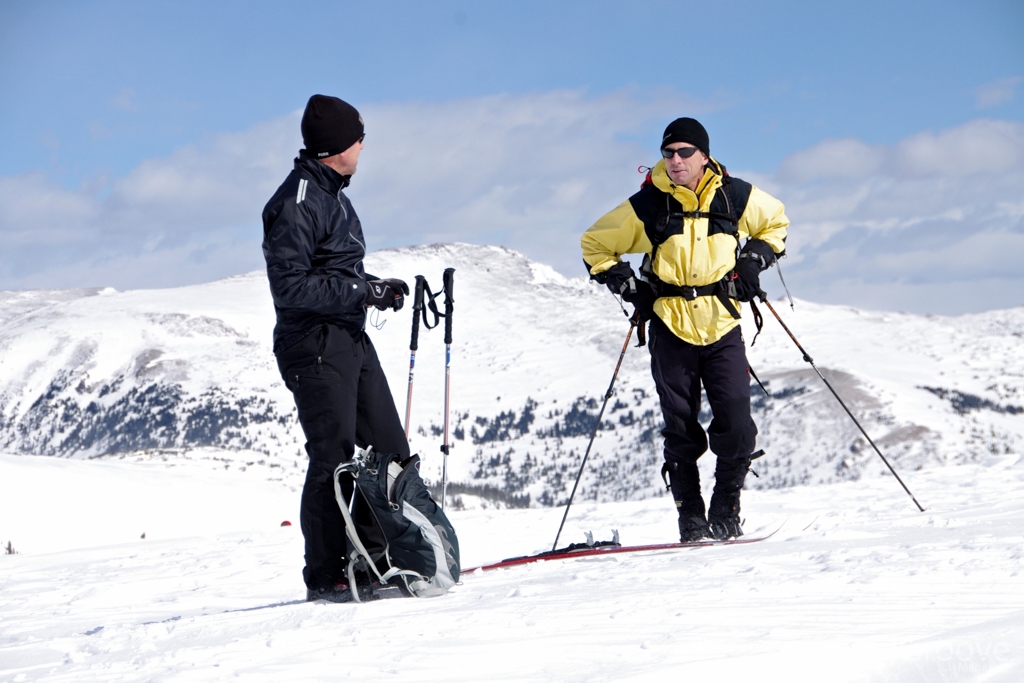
[581,158,788,346]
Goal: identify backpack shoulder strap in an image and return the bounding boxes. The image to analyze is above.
[628,167,754,249]
[627,183,664,239]
[721,174,752,221]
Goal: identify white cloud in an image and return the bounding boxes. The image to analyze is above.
[110,87,138,112]
[0,172,98,246]
[975,76,1022,109]
[893,119,1024,176]
[0,114,301,289]
[354,89,726,264]
[0,89,713,290]
[777,138,885,183]
[762,119,1024,314]
[1,91,1022,315]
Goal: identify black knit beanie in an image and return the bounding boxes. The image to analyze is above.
[661,117,710,157]
[300,95,364,159]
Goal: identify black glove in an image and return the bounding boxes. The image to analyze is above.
[596,262,657,321]
[366,278,409,311]
[597,261,636,296]
[733,239,777,303]
[733,258,764,303]
[624,282,657,322]
[740,239,777,271]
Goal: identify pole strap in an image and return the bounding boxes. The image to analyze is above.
[749,298,765,346]
[636,318,647,347]
[419,280,443,331]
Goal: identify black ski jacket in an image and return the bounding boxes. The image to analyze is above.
[262,154,374,353]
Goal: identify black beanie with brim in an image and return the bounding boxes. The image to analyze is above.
[301,95,364,159]
[661,117,709,157]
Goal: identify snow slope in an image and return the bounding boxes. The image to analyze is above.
[2,451,1023,682]
[1,243,1022,509]
[3,245,1024,680]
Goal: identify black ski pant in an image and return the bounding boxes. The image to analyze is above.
[649,318,756,518]
[276,323,409,590]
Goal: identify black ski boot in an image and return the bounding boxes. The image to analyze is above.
[306,557,380,603]
[707,500,742,540]
[662,458,708,542]
[678,513,710,542]
[306,582,354,603]
[708,455,750,540]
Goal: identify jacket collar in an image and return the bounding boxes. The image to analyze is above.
[651,158,723,210]
[295,153,351,194]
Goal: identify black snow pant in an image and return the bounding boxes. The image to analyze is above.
[649,318,757,519]
[276,323,409,591]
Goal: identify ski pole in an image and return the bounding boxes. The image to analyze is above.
[404,276,429,439]
[552,311,639,551]
[440,268,455,510]
[760,298,925,512]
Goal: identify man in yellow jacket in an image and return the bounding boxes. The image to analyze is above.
[581,117,788,541]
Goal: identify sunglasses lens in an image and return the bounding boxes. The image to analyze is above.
[681,147,698,158]
[662,146,698,159]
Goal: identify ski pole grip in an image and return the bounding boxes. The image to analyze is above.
[442,268,455,345]
[410,275,427,351]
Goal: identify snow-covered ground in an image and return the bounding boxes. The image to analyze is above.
[2,450,1023,682]
[3,243,1023,680]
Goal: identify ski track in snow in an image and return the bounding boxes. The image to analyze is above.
[2,452,1024,682]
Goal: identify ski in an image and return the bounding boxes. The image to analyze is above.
[463,525,782,574]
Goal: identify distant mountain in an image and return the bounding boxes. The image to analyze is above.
[2,243,1022,507]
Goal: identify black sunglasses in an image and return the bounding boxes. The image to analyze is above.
[661,146,700,159]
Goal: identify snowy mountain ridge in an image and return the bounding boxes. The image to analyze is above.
[1,243,1022,507]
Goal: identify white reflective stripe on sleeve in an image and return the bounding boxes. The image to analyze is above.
[297,178,308,204]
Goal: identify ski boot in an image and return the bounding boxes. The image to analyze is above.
[306,581,354,603]
[306,557,379,603]
[708,455,750,540]
[678,513,710,542]
[707,500,743,540]
[662,457,709,542]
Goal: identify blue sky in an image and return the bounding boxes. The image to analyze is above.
[1,0,1023,314]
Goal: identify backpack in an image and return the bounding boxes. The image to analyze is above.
[333,446,460,600]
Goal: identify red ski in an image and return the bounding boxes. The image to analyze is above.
[463,526,782,574]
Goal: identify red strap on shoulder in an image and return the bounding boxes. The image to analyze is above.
[637,166,653,189]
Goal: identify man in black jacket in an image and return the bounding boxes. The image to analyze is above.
[262,95,409,602]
